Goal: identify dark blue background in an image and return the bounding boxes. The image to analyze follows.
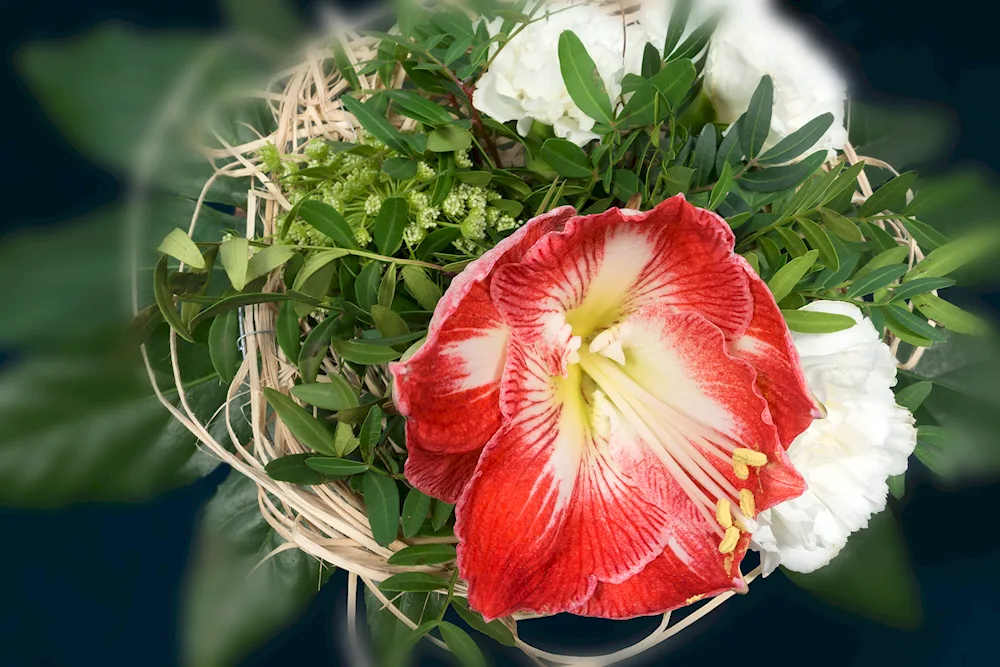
[3,1,999,665]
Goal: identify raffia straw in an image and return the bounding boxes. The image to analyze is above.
[128,4,928,664]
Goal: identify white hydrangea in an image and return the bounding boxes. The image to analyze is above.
[473,1,648,146]
[753,302,917,574]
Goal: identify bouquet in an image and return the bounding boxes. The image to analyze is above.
[124,0,996,663]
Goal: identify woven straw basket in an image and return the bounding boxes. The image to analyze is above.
[135,2,924,664]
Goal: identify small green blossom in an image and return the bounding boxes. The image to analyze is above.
[455,149,473,168]
[416,161,436,181]
[258,143,282,173]
[365,194,383,216]
[305,138,329,163]
[354,226,373,247]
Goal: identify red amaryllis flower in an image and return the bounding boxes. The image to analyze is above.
[391,196,816,621]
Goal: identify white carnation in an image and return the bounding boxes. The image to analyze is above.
[753,301,917,575]
[472,2,647,147]
[702,0,849,158]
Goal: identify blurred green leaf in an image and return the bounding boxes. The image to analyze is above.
[219,0,303,46]
[440,622,486,667]
[364,586,444,667]
[784,512,921,628]
[849,100,956,170]
[182,470,323,667]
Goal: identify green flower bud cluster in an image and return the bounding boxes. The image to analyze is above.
[260,134,526,257]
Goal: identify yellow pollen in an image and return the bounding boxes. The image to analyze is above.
[739,489,756,518]
[723,555,735,575]
[718,526,740,554]
[716,499,733,529]
[685,594,705,604]
[733,462,750,480]
[733,448,768,468]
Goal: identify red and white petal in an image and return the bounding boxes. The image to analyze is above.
[403,446,485,505]
[391,206,575,461]
[456,344,671,621]
[731,264,819,448]
[586,310,806,515]
[490,195,753,375]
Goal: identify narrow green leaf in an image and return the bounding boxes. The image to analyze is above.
[401,266,442,311]
[265,454,327,485]
[373,197,409,256]
[905,233,1000,282]
[432,500,454,531]
[541,138,593,179]
[331,37,361,91]
[332,339,403,364]
[741,151,826,192]
[297,314,349,385]
[859,171,917,217]
[782,309,857,334]
[189,292,303,331]
[297,200,359,249]
[263,388,337,456]
[740,76,773,160]
[427,126,472,152]
[443,33,474,65]
[692,124,717,186]
[662,0,694,55]
[708,161,734,212]
[912,294,988,335]
[380,572,450,593]
[902,218,948,251]
[387,544,457,567]
[758,113,834,165]
[276,300,301,361]
[775,228,808,258]
[557,30,613,125]
[821,161,865,207]
[716,117,744,173]
[887,474,906,500]
[246,244,298,283]
[401,488,432,538]
[305,457,369,477]
[359,404,384,464]
[798,218,840,272]
[452,600,517,647]
[291,379,359,411]
[882,304,946,345]
[385,90,454,126]
[847,264,908,298]
[372,305,409,339]
[208,310,241,383]
[767,250,818,303]
[154,255,194,342]
[220,237,250,291]
[355,262,382,313]
[855,246,911,280]
[819,208,865,243]
[895,381,933,413]
[341,95,412,155]
[291,249,350,292]
[440,622,486,667]
[377,264,397,309]
[363,471,400,547]
[158,228,206,269]
[889,277,955,303]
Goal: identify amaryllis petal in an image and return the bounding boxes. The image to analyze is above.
[392,207,575,460]
[402,446,484,505]
[731,265,819,448]
[490,196,753,375]
[456,344,673,621]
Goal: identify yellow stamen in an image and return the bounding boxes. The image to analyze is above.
[718,526,740,554]
[685,594,705,604]
[733,462,750,480]
[723,555,734,575]
[739,489,756,518]
[733,448,768,468]
[716,499,733,529]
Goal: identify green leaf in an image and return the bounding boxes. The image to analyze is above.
[847,264,909,298]
[188,292,302,331]
[896,381,933,413]
[617,59,696,127]
[859,171,917,218]
[385,90,454,126]
[890,277,955,303]
[669,12,720,61]
[887,474,906,500]
[359,404,384,463]
[663,165,695,197]
[855,246,911,280]
[364,589,444,667]
[708,161,735,212]
[264,454,327,485]
[373,197,409,256]
[372,305,410,339]
[716,118,744,174]
[797,218,840,272]
[662,0,694,55]
[905,233,1000,282]
[341,95,413,155]
[276,300,301,361]
[741,151,826,192]
[766,250,818,303]
[297,314,349,385]
[380,572,451,593]
[782,309,857,334]
[364,471,400,547]
[297,200,359,249]
[821,161,865,207]
[452,599,516,647]
[331,37,361,91]
[775,227,809,258]
[334,421,359,458]
[387,544,458,567]
[219,0,302,45]
[784,512,921,628]
[154,255,195,342]
[305,457,370,477]
[182,471,322,667]
[208,310,241,384]
[818,208,865,243]
[912,294,988,335]
[432,500,455,531]
[382,157,418,180]
[332,339,404,365]
[758,113,834,165]
[220,237,250,291]
[401,266,442,311]
[378,264,398,309]
[292,249,350,292]
[159,228,207,269]
[401,488,433,538]
[557,30,613,125]
[291,379,359,412]
[246,244,298,283]
[355,262,383,313]
[740,76,773,160]
[427,126,473,152]
[692,124,717,186]
[439,622,487,667]
[262,388,338,456]
[541,138,593,179]
[882,304,947,345]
